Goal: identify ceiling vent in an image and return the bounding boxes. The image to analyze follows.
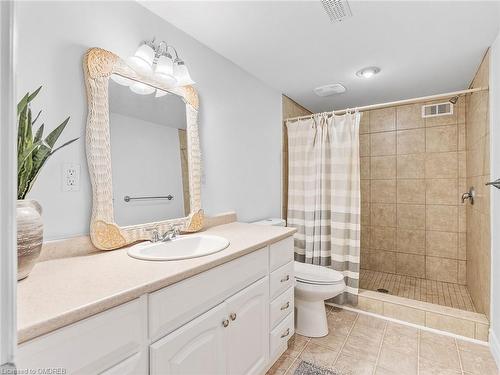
[421,102,453,118]
[314,83,347,97]
[321,0,353,22]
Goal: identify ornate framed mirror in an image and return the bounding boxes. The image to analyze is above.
[84,47,203,250]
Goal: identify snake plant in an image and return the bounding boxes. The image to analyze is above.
[17,86,78,199]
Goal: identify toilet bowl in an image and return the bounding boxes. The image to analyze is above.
[294,261,346,337]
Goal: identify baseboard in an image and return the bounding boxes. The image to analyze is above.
[490,329,500,369]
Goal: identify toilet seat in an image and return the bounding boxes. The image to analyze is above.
[294,261,344,284]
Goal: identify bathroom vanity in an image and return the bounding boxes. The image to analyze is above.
[16,48,296,374]
[16,223,296,374]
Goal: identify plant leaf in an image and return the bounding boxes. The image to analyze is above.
[17,92,29,115]
[32,110,42,125]
[49,137,79,155]
[43,116,70,148]
[17,141,41,170]
[34,124,44,143]
[27,86,42,103]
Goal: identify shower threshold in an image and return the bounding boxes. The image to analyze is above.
[360,269,475,312]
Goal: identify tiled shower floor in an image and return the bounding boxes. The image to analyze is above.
[360,269,476,312]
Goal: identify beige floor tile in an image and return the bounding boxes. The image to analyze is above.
[285,334,309,358]
[457,340,499,375]
[334,352,376,375]
[341,324,385,361]
[266,354,295,375]
[419,357,462,375]
[382,323,418,354]
[419,331,461,371]
[310,317,353,350]
[299,342,338,368]
[377,346,418,374]
[284,358,300,375]
[375,366,411,375]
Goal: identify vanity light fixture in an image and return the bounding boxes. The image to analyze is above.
[112,38,195,95]
[355,66,381,79]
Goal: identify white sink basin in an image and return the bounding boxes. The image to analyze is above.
[127,234,230,261]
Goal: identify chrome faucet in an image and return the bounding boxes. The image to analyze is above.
[161,225,181,241]
[150,228,162,243]
[149,225,181,243]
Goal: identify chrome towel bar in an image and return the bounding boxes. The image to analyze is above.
[124,195,174,202]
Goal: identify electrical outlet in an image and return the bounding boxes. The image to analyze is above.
[62,163,80,192]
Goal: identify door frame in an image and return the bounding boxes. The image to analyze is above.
[0,0,17,369]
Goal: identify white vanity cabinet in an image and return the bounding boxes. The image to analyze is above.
[17,235,295,375]
[150,276,269,375]
[16,297,148,374]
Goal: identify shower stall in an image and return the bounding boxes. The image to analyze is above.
[283,52,492,340]
[358,52,491,321]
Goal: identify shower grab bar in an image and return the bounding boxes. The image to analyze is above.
[124,195,174,202]
[485,178,500,190]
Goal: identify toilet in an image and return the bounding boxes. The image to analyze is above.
[252,218,346,338]
[294,261,345,337]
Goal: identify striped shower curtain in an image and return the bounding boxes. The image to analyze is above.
[286,112,361,305]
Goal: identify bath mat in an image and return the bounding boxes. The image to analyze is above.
[293,361,341,375]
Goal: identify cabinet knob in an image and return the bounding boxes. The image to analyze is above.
[280,328,290,338]
[280,275,290,283]
[222,319,230,328]
[280,301,290,311]
[230,312,237,321]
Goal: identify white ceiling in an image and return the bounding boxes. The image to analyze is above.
[141,1,500,113]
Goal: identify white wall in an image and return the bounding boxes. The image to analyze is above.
[110,113,185,226]
[489,30,500,365]
[16,1,282,240]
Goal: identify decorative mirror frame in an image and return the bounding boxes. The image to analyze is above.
[84,47,203,250]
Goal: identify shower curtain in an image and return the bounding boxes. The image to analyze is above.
[286,112,361,305]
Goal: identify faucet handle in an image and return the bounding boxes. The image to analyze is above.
[146,227,161,242]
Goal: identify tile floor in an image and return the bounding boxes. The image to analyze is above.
[267,307,498,375]
[360,269,476,312]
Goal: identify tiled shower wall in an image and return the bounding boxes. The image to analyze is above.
[359,98,467,285]
[465,52,491,317]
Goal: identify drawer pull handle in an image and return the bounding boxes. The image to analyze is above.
[222,319,230,328]
[280,328,290,338]
[230,312,237,321]
[280,275,290,283]
[280,302,290,311]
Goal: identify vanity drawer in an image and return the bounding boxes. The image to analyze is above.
[17,298,147,374]
[270,287,294,329]
[270,261,294,300]
[270,236,294,272]
[149,247,269,341]
[270,313,294,360]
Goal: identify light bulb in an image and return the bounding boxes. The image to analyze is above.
[126,43,155,76]
[155,89,170,98]
[356,66,381,79]
[173,59,195,86]
[130,82,155,95]
[110,74,133,86]
[154,54,177,88]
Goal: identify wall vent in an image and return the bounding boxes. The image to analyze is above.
[314,83,346,97]
[321,0,353,22]
[421,102,453,118]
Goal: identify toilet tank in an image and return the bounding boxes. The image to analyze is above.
[252,218,286,227]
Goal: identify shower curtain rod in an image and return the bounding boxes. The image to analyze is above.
[285,87,488,122]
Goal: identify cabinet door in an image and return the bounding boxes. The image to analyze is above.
[225,277,269,375]
[150,303,227,375]
[100,352,146,375]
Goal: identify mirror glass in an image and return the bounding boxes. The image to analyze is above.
[109,75,190,227]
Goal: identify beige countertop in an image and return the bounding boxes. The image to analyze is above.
[17,222,296,344]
